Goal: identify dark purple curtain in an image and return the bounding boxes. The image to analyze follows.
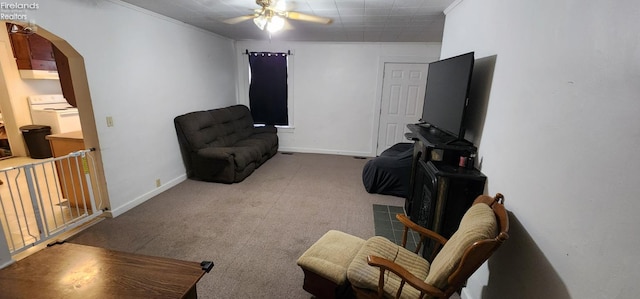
[248,52,288,125]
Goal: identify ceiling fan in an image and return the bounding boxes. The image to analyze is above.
[223,0,333,33]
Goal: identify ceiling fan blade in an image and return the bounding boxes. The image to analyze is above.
[272,0,288,11]
[282,19,295,31]
[222,14,256,24]
[286,11,333,25]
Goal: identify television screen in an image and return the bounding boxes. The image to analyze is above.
[420,52,475,140]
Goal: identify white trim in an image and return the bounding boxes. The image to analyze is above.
[256,124,295,133]
[275,126,295,133]
[108,0,232,40]
[106,174,186,218]
[278,147,372,158]
[236,44,251,107]
[444,0,465,15]
[0,259,14,270]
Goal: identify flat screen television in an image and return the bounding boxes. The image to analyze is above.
[420,52,475,142]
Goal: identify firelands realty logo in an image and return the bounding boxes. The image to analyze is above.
[1,2,39,21]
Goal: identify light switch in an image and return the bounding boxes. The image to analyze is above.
[106,116,114,127]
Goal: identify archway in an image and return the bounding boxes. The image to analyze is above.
[0,21,110,210]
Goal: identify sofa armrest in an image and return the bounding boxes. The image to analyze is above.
[198,147,236,160]
[253,125,277,134]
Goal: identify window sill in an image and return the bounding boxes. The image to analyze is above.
[276,125,294,133]
[254,124,294,133]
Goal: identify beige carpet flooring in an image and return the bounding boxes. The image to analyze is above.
[69,152,406,298]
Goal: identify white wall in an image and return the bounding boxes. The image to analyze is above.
[29,0,237,216]
[11,1,441,218]
[235,41,440,157]
[441,1,640,298]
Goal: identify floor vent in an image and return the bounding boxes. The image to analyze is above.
[280,152,294,155]
[353,156,367,159]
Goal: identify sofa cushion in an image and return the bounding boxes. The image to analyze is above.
[232,146,262,169]
[174,105,256,151]
[207,105,254,147]
[235,133,278,155]
[174,111,218,150]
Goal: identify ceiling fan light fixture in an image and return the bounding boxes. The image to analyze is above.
[225,0,330,34]
[253,15,267,30]
[267,16,285,33]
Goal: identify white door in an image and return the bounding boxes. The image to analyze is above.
[376,63,428,155]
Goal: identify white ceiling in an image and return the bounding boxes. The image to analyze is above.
[119,0,455,42]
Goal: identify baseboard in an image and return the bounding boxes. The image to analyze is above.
[277,146,374,158]
[0,259,14,270]
[107,174,187,218]
[106,148,371,218]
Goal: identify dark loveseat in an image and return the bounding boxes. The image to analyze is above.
[174,105,278,183]
[362,143,414,198]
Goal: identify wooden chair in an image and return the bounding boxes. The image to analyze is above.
[346,193,509,299]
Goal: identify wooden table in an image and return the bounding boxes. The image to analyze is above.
[0,243,211,298]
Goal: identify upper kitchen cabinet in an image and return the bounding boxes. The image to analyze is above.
[6,23,59,79]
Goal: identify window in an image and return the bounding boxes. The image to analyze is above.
[247,51,288,126]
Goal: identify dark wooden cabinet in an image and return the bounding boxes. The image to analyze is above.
[406,124,486,257]
[406,123,477,166]
[405,124,479,214]
[411,161,486,237]
[6,23,57,71]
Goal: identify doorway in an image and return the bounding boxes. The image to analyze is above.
[1,23,80,159]
[376,63,429,155]
[0,21,109,257]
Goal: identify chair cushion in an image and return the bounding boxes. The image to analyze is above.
[347,236,430,299]
[297,230,365,285]
[424,203,497,289]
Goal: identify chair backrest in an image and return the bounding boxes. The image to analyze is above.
[425,193,509,296]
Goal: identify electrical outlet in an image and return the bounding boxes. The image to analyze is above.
[155,179,161,187]
[106,116,114,127]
